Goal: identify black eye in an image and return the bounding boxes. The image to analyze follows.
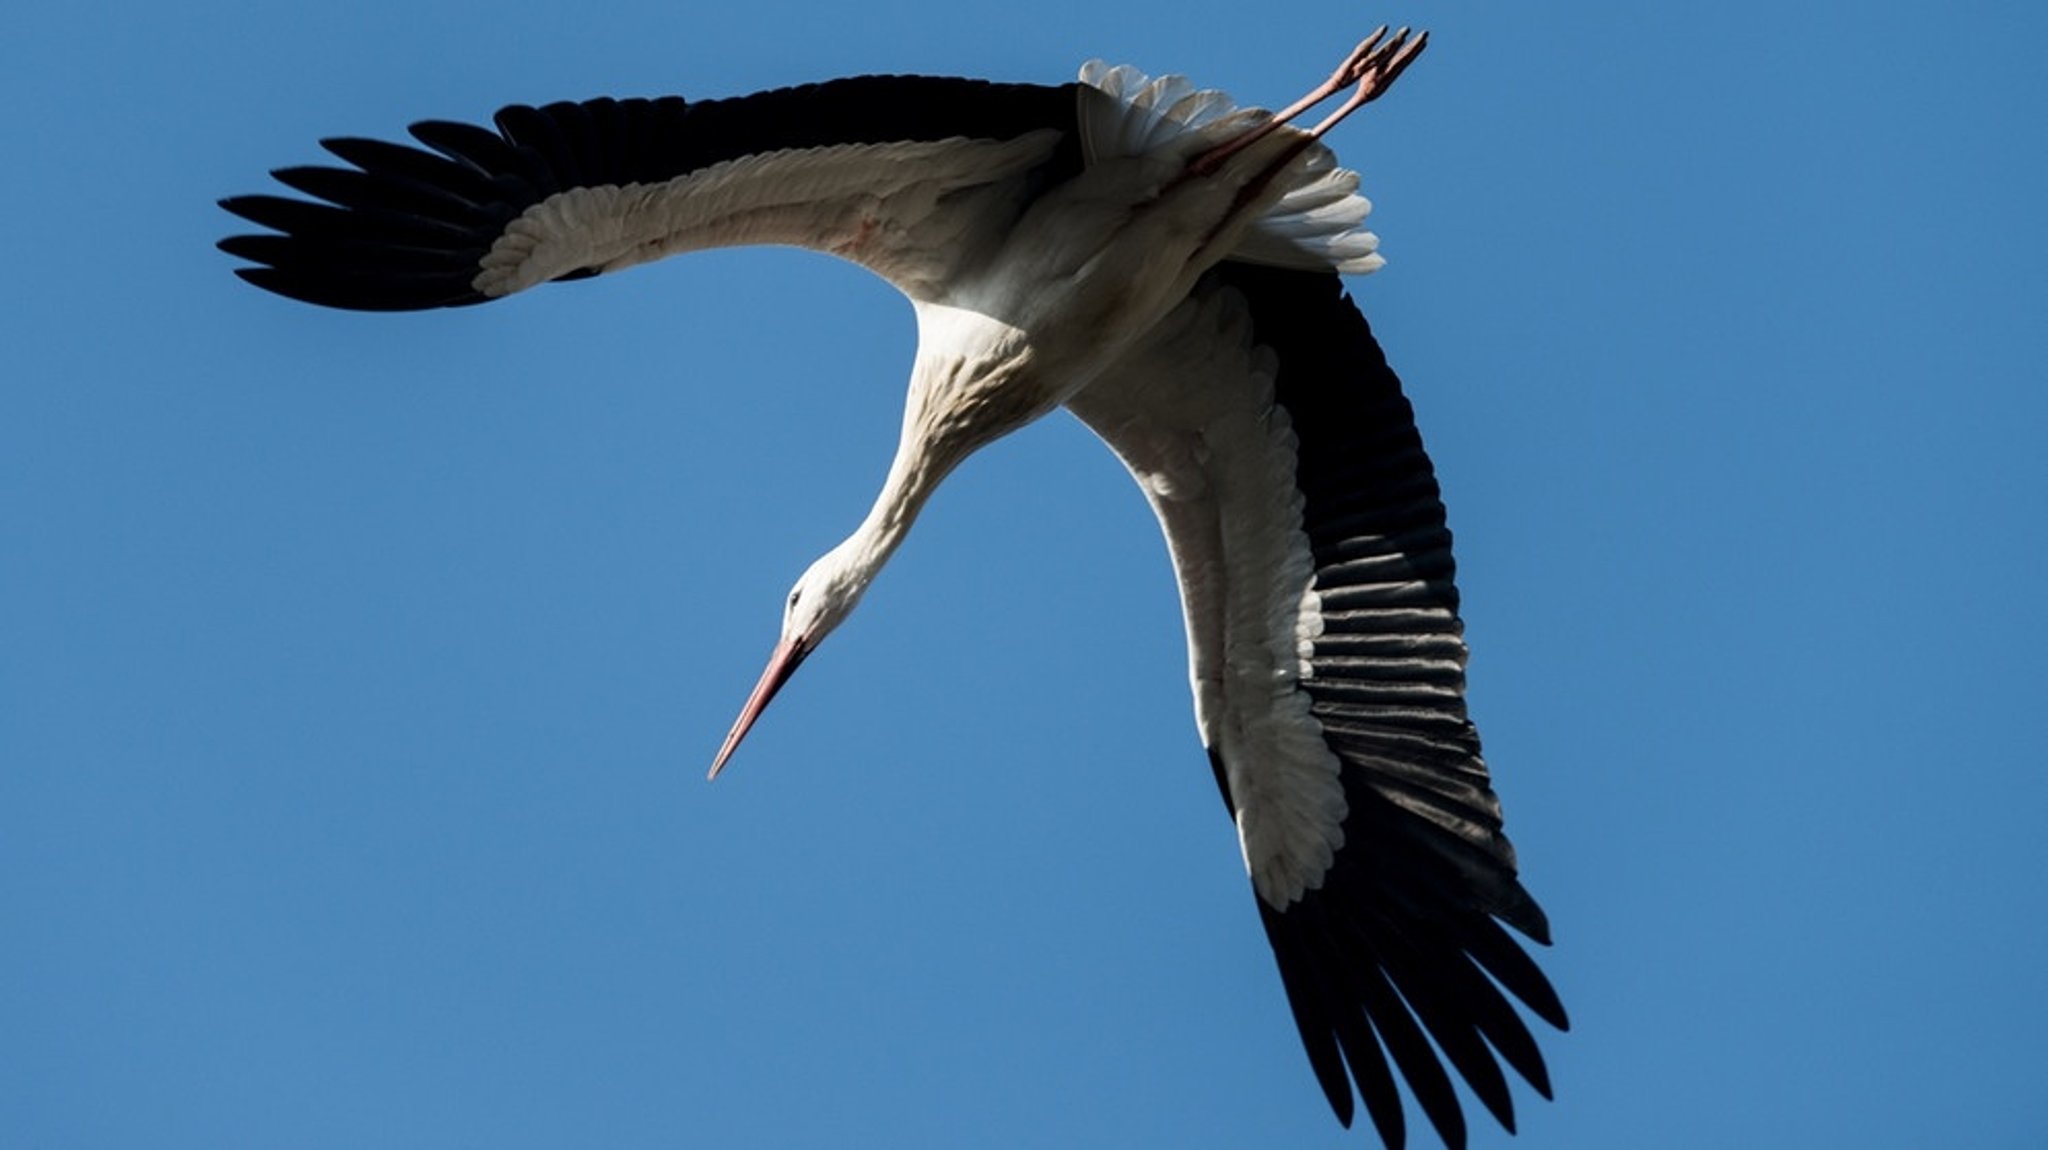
[788,589,802,609]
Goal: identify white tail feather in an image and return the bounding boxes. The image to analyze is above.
[1077,60,1385,276]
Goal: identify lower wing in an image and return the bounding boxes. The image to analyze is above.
[1067,262,1566,1150]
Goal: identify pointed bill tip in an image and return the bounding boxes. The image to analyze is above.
[706,716,752,780]
[704,634,809,781]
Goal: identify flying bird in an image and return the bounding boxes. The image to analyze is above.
[219,29,1566,1149]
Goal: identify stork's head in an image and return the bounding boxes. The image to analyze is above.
[707,541,875,779]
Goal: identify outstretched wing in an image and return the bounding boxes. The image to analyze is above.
[1067,262,1566,1150]
[219,76,1084,311]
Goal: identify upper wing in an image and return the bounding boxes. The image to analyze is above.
[218,76,1083,310]
[1066,262,1566,1150]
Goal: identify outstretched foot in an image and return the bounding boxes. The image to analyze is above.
[1188,26,1429,177]
[1305,26,1428,140]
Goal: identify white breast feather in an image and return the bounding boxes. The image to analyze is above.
[1077,61,1385,276]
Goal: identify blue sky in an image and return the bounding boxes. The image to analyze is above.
[6,2,2046,1147]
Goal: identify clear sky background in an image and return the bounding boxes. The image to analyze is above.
[5,2,2045,1147]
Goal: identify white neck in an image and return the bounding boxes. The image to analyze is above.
[815,303,1044,623]
[834,396,955,589]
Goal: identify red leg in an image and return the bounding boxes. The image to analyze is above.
[1187,27,1426,178]
[1304,28,1429,140]
[1258,26,1395,137]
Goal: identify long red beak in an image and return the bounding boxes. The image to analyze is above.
[708,635,809,780]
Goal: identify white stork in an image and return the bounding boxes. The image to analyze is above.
[219,29,1566,1149]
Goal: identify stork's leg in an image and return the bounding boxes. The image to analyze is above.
[1303,29,1429,141]
[1186,28,1429,253]
[1187,27,1428,178]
